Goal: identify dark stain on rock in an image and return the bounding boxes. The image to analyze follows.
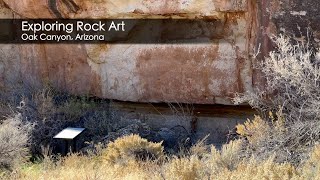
[272,0,320,49]
[48,0,80,18]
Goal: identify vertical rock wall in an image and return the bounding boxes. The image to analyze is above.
[0,0,317,104]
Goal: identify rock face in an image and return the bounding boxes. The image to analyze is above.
[0,0,317,104]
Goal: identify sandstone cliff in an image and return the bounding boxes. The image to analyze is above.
[0,0,318,104]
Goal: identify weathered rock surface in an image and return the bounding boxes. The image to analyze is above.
[0,0,318,104]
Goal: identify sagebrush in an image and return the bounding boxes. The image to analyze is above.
[102,134,164,164]
[234,34,320,122]
[0,114,32,170]
[233,34,320,165]
[7,135,320,180]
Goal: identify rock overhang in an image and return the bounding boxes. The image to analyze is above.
[1,0,316,105]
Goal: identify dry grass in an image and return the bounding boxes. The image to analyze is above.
[299,144,320,179]
[0,114,32,171]
[216,157,298,180]
[102,134,164,164]
[0,87,112,155]
[5,134,320,180]
[234,34,320,122]
[1,33,319,180]
[233,33,320,166]
[235,110,320,166]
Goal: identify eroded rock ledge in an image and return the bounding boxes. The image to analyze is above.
[0,0,318,105]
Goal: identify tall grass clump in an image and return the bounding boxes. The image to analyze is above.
[102,134,164,164]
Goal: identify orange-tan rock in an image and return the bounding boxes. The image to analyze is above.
[0,0,318,104]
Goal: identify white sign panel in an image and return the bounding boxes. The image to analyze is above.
[54,127,85,140]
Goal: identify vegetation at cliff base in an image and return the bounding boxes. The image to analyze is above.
[0,34,319,179]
